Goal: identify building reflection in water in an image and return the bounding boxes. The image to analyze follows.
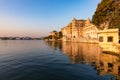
[62,42,102,65]
[45,41,62,50]
[97,53,120,79]
[45,41,120,79]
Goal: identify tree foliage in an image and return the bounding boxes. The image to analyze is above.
[92,0,120,28]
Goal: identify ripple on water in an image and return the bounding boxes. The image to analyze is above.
[0,41,115,80]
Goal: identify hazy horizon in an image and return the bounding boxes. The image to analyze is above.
[0,0,101,37]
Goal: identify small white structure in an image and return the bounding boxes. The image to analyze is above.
[98,28,119,44]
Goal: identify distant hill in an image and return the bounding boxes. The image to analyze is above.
[92,0,120,29]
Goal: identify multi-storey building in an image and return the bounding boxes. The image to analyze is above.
[61,23,72,41]
[61,18,98,41]
[83,24,98,39]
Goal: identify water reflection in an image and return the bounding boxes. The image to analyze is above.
[97,53,120,79]
[45,41,120,79]
[62,42,102,65]
[45,41,62,50]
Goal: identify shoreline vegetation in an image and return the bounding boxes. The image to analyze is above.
[44,31,62,41]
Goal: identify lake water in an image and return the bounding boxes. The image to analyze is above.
[0,40,119,80]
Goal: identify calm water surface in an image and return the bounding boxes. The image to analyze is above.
[0,40,119,80]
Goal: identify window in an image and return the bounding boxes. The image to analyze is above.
[107,36,113,42]
[73,36,75,38]
[99,36,103,42]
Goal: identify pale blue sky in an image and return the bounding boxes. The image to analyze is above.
[0,0,101,37]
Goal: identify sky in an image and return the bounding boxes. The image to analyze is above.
[0,0,101,37]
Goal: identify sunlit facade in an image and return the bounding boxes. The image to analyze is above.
[61,18,98,42]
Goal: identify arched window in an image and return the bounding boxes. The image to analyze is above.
[73,36,75,38]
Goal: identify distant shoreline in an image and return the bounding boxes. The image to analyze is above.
[0,37,43,40]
